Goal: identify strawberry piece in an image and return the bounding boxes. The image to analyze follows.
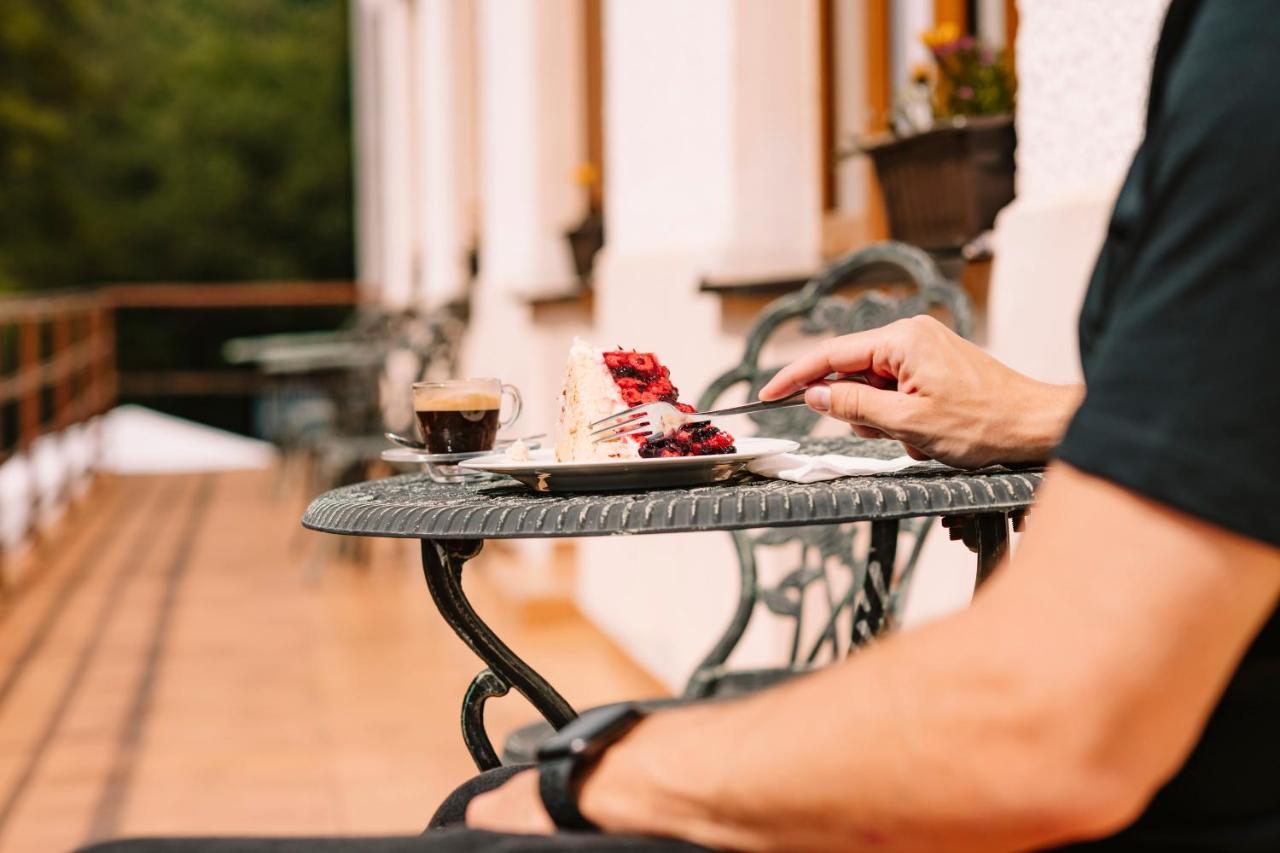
[626,353,657,374]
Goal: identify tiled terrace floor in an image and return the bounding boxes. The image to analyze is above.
[0,469,662,852]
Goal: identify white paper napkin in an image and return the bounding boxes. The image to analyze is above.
[747,452,917,483]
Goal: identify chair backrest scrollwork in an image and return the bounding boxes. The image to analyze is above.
[685,241,972,699]
[697,241,971,433]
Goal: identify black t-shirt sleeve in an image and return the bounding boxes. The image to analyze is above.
[1057,2,1280,548]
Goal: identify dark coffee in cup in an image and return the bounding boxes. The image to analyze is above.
[412,378,522,459]
[415,393,500,454]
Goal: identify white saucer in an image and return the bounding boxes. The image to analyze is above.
[459,437,799,492]
[381,438,543,465]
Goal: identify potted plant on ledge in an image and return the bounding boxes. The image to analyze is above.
[853,23,1017,254]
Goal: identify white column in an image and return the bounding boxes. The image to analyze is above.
[988,0,1170,383]
[601,0,821,281]
[577,0,823,690]
[462,0,585,428]
[832,0,871,220]
[889,0,933,103]
[976,0,1007,47]
[350,0,382,295]
[374,0,416,309]
[414,0,478,308]
[474,0,584,298]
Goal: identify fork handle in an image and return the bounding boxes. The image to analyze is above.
[697,389,809,419]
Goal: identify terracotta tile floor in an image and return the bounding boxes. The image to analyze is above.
[0,470,664,852]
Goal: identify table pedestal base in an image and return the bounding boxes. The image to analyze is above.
[420,539,577,770]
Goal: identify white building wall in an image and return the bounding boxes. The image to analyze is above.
[988,0,1170,381]
[415,0,477,307]
[900,0,1172,628]
[573,0,825,690]
[349,0,1177,691]
[372,0,416,308]
[463,0,585,435]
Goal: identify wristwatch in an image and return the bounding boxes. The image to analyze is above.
[536,703,646,831]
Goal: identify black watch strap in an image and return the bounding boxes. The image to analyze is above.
[538,756,597,831]
[536,703,646,832]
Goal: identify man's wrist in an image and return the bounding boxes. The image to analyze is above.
[576,705,741,847]
[574,714,656,832]
[1003,381,1084,462]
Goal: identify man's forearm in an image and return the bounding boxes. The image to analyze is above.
[576,465,1280,852]
[578,605,1084,853]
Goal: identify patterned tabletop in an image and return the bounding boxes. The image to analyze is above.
[302,437,1043,541]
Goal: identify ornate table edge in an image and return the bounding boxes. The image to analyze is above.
[299,466,1039,537]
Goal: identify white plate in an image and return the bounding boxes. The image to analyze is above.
[459,437,799,492]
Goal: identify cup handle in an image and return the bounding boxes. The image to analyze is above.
[499,384,522,429]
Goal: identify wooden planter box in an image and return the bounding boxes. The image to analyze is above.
[863,115,1015,252]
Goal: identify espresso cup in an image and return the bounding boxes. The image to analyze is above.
[412,378,521,455]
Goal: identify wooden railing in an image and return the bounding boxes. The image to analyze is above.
[103,281,358,399]
[0,291,116,464]
[0,282,358,572]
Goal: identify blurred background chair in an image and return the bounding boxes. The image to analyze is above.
[225,297,470,566]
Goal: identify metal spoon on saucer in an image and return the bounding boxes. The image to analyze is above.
[385,431,427,450]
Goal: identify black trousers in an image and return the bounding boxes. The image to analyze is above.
[71,764,1245,852]
[77,766,712,853]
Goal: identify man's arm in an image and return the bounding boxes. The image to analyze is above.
[541,464,1280,851]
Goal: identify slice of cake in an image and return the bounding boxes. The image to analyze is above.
[555,338,736,462]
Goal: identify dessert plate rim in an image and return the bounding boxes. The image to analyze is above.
[459,436,799,474]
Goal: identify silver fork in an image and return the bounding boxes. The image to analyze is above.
[590,389,810,444]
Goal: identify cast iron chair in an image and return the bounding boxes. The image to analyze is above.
[682,240,972,699]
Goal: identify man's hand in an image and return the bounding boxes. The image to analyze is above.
[758,315,1082,467]
[465,769,555,835]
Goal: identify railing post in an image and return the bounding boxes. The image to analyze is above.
[18,315,43,550]
[18,317,40,452]
[101,303,117,415]
[53,311,73,431]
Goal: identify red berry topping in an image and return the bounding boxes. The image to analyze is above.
[602,345,736,458]
[614,377,645,403]
[648,377,672,393]
[626,353,657,374]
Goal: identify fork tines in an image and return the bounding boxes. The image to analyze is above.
[590,419,656,443]
[589,405,645,430]
[589,406,657,444]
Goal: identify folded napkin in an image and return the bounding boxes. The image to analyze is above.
[747,452,917,484]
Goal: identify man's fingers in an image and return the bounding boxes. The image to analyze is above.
[851,425,887,440]
[903,444,930,461]
[821,381,909,429]
[759,333,886,400]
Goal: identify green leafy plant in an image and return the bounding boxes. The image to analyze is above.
[921,23,1016,118]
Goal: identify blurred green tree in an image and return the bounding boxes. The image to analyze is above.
[0,0,353,290]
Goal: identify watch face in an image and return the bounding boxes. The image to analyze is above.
[537,704,643,762]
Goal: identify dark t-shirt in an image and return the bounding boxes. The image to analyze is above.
[1055,0,1280,848]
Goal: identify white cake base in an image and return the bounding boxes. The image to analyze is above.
[554,338,641,462]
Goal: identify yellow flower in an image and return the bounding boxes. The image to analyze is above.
[573,161,600,187]
[922,22,960,49]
